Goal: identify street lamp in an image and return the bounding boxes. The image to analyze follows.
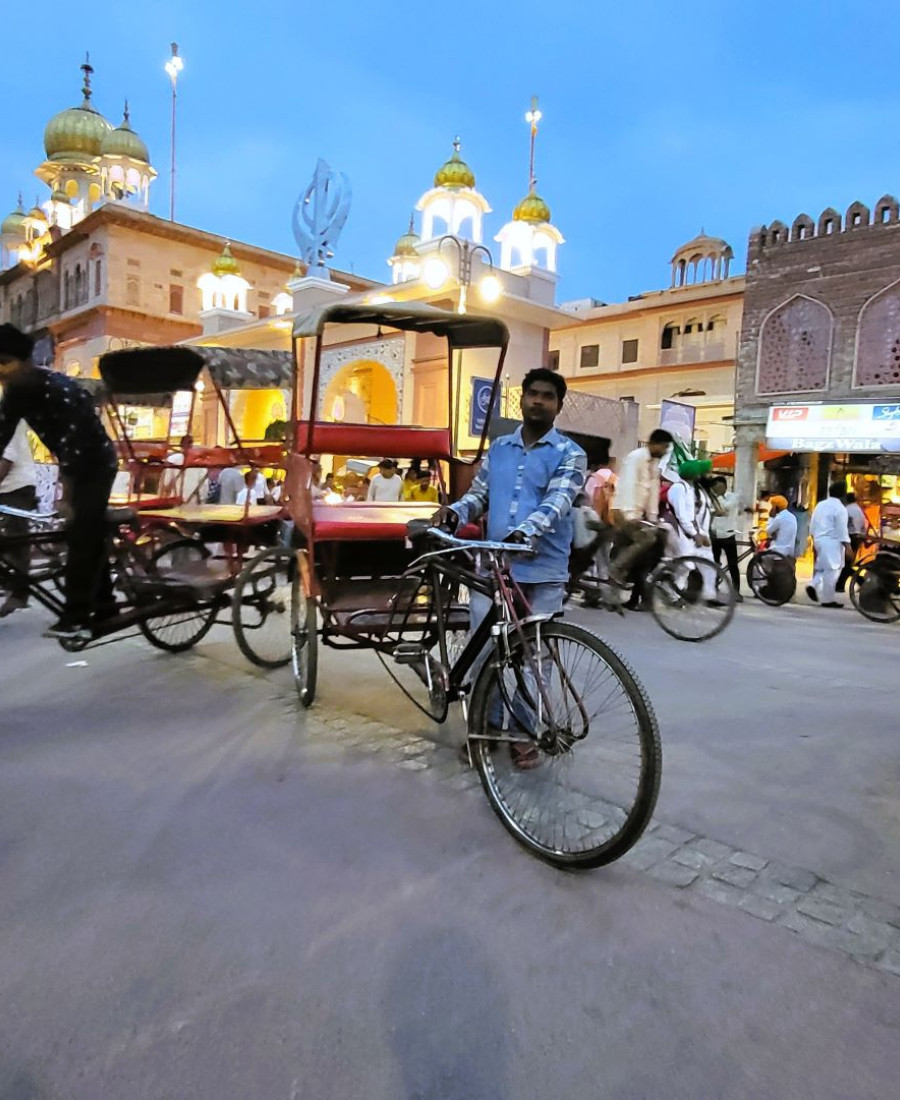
[165,42,184,221]
[430,234,502,315]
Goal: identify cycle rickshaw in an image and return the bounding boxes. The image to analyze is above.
[0,344,291,663]
[283,301,661,868]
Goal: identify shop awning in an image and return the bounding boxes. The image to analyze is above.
[712,446,790,470]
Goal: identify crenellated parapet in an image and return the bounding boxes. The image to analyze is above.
[749,194,899,259]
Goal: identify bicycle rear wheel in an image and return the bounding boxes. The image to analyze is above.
[232,546,293,668]
[648,555,735,641]
[746,550,796,606]
[468,620,660,869]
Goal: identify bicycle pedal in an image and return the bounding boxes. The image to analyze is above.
[393,643,427,665]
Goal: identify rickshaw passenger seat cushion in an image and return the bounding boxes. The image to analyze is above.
[312,502,435,541]
[105,506,139,527]
[296,422,452,461]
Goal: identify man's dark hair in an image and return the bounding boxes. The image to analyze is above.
[846,492,856,503]
[828,481,846,499]
[710,475,727,489]
[648,428,673,446]
[0,323,35,361]
[522,367,566,403]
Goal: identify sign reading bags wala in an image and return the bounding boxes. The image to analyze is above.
[766,402,900,453]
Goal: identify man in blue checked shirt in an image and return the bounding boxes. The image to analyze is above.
[439,368,586,765]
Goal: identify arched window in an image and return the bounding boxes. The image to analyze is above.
[661,323,680,350]
[74,263,84,305]
[707,314,726,332]
[875,195,899,226]
[757,295,832,394]
[845,201,870,230]
[64,271,72,310]
[682,317,701,339]
[855,280,900,386]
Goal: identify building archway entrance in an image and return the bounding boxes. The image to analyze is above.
[322,359,398,425]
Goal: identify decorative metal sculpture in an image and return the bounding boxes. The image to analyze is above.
[292,159,351,279]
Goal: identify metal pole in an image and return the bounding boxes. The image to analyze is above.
[169,76,177,221]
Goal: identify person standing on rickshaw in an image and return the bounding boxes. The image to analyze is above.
[0,324,118,640]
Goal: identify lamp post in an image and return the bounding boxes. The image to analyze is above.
[423,234,502,315]
[165,42,184,221]
[422,234,503,450]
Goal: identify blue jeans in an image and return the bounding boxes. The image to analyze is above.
[468,580,567,732]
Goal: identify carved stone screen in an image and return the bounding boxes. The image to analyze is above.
[757,295,832,394]
[855,283,900,386]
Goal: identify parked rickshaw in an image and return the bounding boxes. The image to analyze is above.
[284,302,661,869]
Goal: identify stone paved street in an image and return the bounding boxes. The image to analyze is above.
[1,595,899,1098]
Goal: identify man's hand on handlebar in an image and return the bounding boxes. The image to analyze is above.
[430,505,459,533]
[504,529,530,546]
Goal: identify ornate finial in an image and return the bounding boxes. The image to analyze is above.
[292,158,351,278]
[453,136,461,155]
[123,99,130,125]
[17,191,23,210]
[407,212,415,234]
[81,52,94,101]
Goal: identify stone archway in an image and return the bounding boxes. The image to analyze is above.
[322,358,398,425]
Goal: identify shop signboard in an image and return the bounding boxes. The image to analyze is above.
[766,402,900,453]
[660,399,696,442]
[469,377,498,436]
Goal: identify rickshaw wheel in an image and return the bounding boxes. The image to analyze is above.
[849,559,900,623]
[138,539,219,652]
[291,558,318,706]
[232,547,293,668]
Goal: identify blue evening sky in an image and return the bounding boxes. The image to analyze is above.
[1,1,896,302]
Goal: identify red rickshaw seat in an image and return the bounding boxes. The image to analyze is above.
[296,422,452,461]
[311,501,435,541]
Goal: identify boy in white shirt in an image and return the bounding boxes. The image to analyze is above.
[367,459,403,502]
[0,420,38,615]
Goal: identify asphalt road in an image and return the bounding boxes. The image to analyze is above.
[1,598,898,1099]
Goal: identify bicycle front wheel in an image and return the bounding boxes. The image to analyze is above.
[138,539,220,652]
[849,561,900,623]
[468,620,660,869]
[648,555,736,641]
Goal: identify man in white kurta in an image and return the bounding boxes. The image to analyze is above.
[664,466,717,598]
[807,483,850,608]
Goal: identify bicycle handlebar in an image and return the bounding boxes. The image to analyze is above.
[425,526,536,556]
[0,505,59,524]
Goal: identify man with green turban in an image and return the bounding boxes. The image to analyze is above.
[662,457,716,578]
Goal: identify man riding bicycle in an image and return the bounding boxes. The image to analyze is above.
[0,324,118,640]
[608,429,673,605]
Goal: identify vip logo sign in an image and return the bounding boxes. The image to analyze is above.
[772,406,809,421]
[874,404,900,421]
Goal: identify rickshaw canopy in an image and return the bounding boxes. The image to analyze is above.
[99,346,206,396]
[99,345,294,396]
[292,301,509,350]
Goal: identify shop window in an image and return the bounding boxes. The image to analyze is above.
[547,350,560,371]
[622,339,639,364]
[169,284,184,314]
[580,344,599,369]
[757,294,832,394]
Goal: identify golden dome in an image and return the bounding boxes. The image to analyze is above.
[392,215,420,257]
[1,198,27,239]
[102,104,150,163]
[434,138,476,189]
[212,242,240,277]
[513,188,551,224]
[44,59,112,162]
